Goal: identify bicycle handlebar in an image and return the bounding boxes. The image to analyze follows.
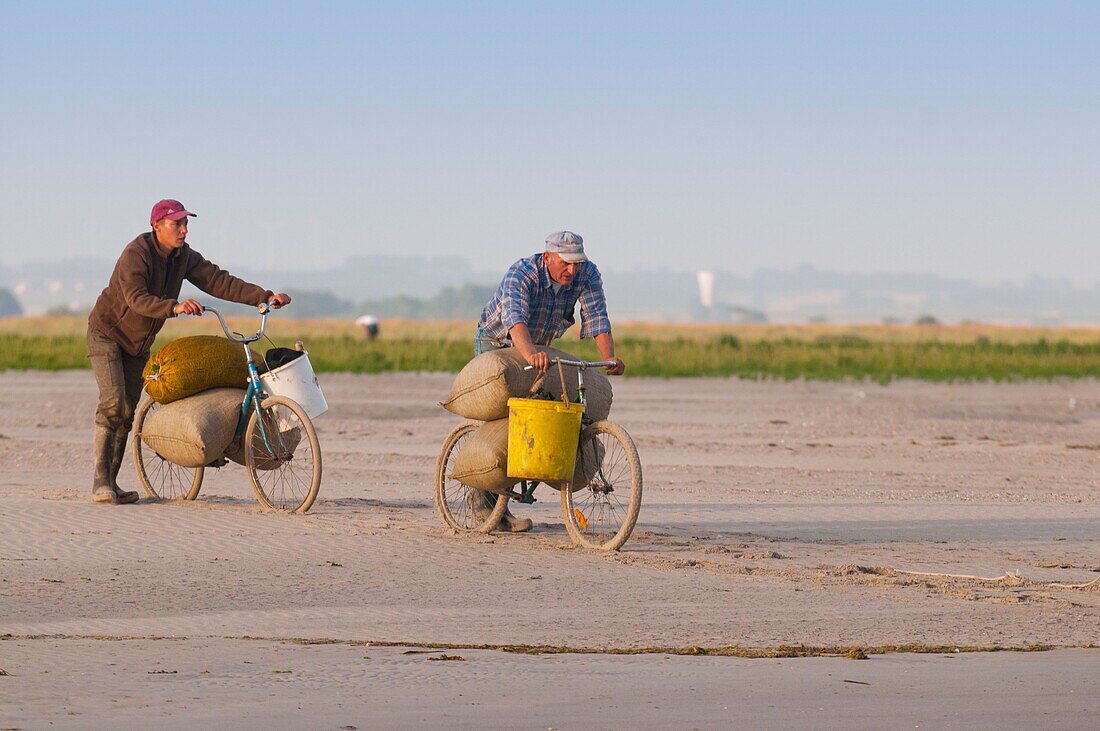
[203,304,270,344]
[524,358,618,371]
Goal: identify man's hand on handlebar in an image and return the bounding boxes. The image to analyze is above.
[605,356,625,376]
[524,350,550,372]
[267,293,292,309]
[173,299,204,317]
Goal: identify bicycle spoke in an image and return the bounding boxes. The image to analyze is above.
[438,426,502,532]
[137,403,201,501]
[247,400,318,511]
[566,426,641,549]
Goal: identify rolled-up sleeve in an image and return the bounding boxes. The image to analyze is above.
[577,263,611,339]
[500,262,533,331]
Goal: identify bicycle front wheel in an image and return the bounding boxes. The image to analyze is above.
[132,397,204,500]
[435,422,508,533]
[244,395,322,513]
[561,421,642,551]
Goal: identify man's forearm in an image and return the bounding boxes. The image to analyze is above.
[594,332,616,360]
[188,256,271,306]
[595,331,625,375]
[507,323,552,370]
[508,323,538,358]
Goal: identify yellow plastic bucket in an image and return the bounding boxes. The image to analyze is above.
[506,397,584,482]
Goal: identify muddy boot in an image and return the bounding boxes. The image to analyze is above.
[499,508,533,533]
[109,431,139,505]
[91,427,118,504]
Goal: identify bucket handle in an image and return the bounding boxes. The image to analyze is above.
[555,359,569,405]
[525,359,571,405]
[259,338,306,377]
[259,332,282,374]
[528,370,546,396]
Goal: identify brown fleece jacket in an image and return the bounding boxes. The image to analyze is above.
[88,232,273,356]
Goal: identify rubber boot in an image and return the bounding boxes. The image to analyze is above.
[499,508,533,533]
[468,489,532,532]
[109,431,140,504]
[91,427,118,504]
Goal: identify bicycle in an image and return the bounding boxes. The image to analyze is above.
[435,357,642,551]
[132,303,323,513]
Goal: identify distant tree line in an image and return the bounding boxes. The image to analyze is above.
[1,284,498,320]
[285,284,495,320]
[0,288,22,317]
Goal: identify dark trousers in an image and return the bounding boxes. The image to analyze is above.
[87,326,149,491]
[87,326,148,434]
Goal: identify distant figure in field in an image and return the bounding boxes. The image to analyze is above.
[86,199,291,505]
[473,230,625,532]
[356,314,380,340]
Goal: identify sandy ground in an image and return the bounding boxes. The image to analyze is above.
[1,370,1098,728]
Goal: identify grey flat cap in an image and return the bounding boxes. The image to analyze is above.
[545,231,587,263]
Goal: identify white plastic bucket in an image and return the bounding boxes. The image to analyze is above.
[260,351,329,419]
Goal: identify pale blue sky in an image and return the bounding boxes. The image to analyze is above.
[1,1,1097,283]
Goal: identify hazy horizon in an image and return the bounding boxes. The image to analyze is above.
[6,250,1100,290]
[9,251,1100,326]
[2,2,1097,285]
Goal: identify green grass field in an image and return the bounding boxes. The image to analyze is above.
[3,316,1100,381]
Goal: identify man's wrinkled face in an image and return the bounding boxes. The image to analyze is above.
[153,217,189,249]
[545,252,582,285]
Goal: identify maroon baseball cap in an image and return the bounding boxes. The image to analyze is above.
[149,199,197,225]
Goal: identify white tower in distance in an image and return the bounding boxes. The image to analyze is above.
[696,269,715,309]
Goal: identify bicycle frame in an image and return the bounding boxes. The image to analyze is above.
[555,357,615,410]
[204,304,278,450]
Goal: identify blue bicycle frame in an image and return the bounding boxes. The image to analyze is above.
[205,304,278,453]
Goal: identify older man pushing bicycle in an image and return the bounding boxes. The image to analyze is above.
[473,230,626,531]
[86,199,291,505]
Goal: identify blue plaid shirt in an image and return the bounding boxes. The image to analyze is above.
[478,253,612,346]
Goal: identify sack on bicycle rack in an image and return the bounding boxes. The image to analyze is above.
[139,388,244,468]
[568,427,606,492]
[441,346,613,422]
[143,335,259,404]
[223,417,303,471]
[450,418,520,495]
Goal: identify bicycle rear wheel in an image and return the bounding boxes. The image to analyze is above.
[132,397,204,500]
[244,395,322,513]
[435,422,508,533]
[561,421,642,551]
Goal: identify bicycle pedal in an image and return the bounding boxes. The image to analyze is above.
[206,457,228,468]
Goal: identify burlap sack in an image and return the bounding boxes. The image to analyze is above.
[451,416,602,494]
[143,335,259,404]
[535,428,606,492]
[224,411,303,471]
[441,346,613,422]
[567,430,606,491]
[450,418,519,495]
[139,388,244,467]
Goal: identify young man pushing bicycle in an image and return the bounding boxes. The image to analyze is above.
[474,230,626,531]
[86,199,291,504]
